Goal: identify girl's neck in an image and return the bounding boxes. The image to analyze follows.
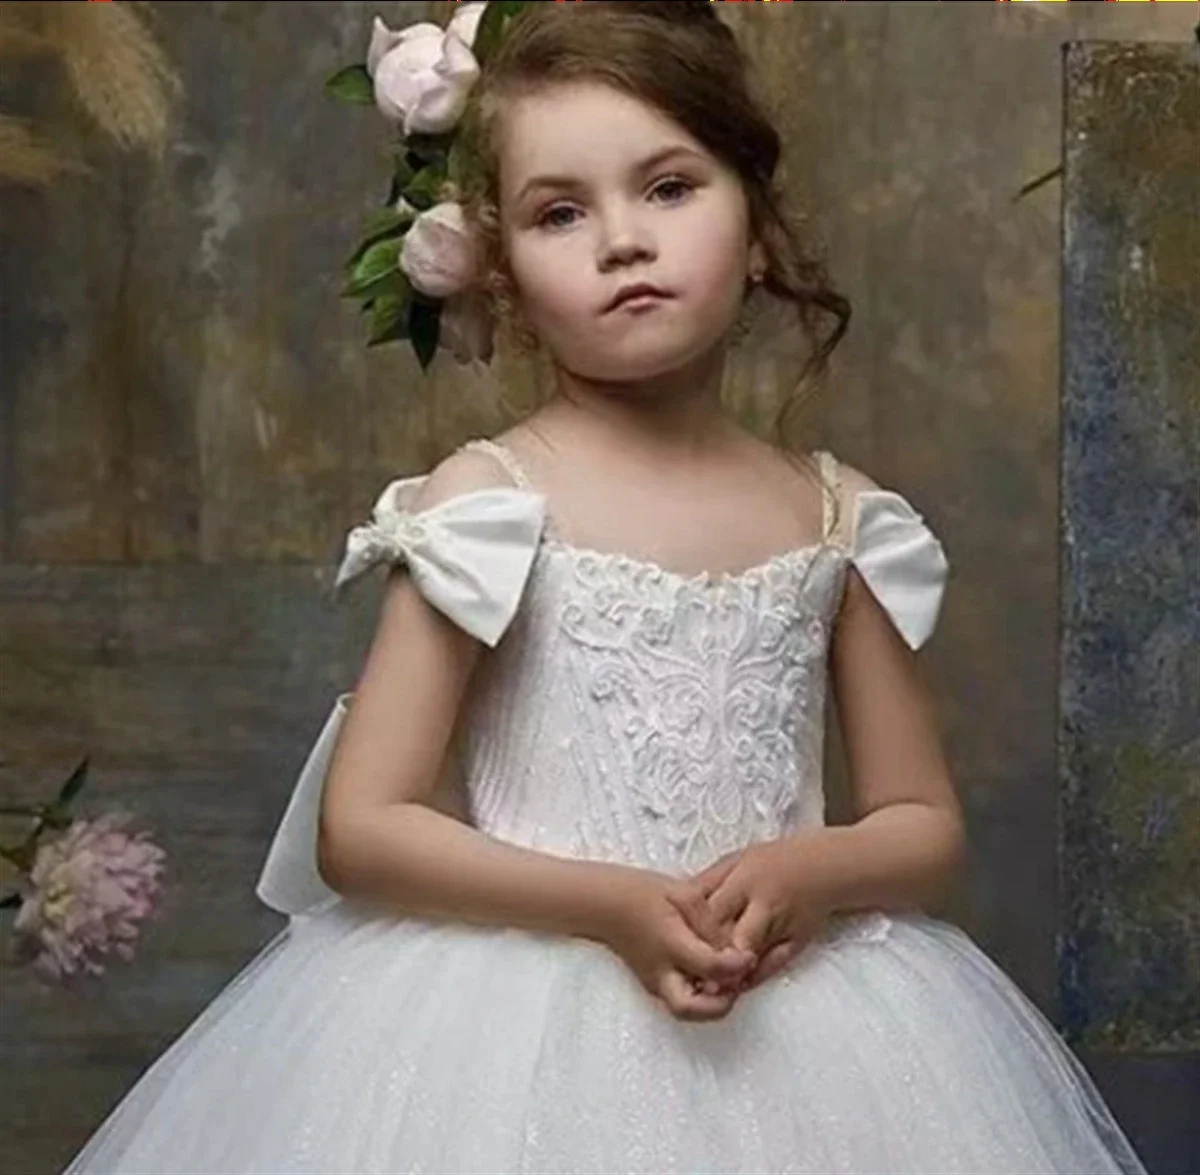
[543,340,737,457]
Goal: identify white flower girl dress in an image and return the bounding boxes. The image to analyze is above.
[62,437,1148,1174]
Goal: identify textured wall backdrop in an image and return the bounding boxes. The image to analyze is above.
[1,3,1194,1173]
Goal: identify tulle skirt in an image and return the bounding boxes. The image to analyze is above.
[62,902,1148,1175]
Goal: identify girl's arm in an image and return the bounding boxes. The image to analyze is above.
[813,462,968,917]
[812,570,967,915]
[316,451,624,945]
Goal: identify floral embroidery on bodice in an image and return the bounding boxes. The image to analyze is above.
[445,438,858,876]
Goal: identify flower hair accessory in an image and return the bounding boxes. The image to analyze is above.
[326,2,533,370]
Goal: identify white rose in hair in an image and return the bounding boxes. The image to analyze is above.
[367,4,485,135]
[400,202,478,299]
[365,16,422,77]
[445,2,488,50]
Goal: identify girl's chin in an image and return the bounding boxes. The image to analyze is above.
[561,337,715,384]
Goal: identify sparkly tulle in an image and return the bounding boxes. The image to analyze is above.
[61,441,1148,1174]
[64,905,1145,1175]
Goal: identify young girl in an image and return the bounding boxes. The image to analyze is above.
[64,4,1149,1173]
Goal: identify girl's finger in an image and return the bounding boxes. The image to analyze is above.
[692,851,741,896]
[669,887,732,949]
[668,924,754,982]
[706,876,749,927]
[660,969,736,1021]
[745,938,803,990]
[729,899,774,957]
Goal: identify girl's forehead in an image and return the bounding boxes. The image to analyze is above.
[507,81,691,147]
[496,81,705,183]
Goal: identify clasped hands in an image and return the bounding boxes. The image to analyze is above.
[602,838,835,1022]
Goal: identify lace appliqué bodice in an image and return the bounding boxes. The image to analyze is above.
[255,438,949,923]
[542,543,841,875]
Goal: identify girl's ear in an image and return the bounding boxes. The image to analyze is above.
[747,238,767,283]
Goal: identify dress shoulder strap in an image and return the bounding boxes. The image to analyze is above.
[458,437,535,491]
[459,436,570,541]
[816,449,841,544]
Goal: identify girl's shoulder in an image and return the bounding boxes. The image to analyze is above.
[821,451,880,498]
[331,438,548,647]
[814,450,937,546]
[406,436,535,512]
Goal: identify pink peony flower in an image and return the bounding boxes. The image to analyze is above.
[400,201,479,299]
[12,811,167,986]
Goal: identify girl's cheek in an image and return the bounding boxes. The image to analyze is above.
[516,241,592,306]
[506,245,548,303]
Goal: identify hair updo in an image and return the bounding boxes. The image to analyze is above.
[457,0,851,453]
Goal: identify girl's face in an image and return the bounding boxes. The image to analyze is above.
[497,81,764,384]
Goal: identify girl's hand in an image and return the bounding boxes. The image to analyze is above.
[691,842,834,993]
[599,868,757,1021]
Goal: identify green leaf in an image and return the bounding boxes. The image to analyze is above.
[402,150,425,182]
[41,805,73,831]
[402,163,448,211]
[471,2,508,67]
[0,842,33,872]
[367,287,413,346]
[403,132,455,164]
[344,237,403,298]
[325,64,374,106]
[56,756,89,805]
[473,1,530,67]
[344,268,407,301]
[408,298,441,370]
[386,151,418,206]
[362,205,410,239]
[392,151,416,190]
[345,204,416,270]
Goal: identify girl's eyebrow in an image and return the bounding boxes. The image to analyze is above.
[513,144,707,206]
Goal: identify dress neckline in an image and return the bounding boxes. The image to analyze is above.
[461,435,842,591]
[539,532,838,592]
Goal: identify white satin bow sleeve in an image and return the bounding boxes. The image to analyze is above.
[849,490,949,650]
[332,474,548,648]
[255,476,546,920]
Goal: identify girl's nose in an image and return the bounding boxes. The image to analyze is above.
[596,211,656,272]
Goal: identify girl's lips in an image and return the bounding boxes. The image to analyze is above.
[616,293,669,310]
[604,283,674,312]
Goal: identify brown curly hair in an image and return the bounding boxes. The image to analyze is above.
[456,0,850,487]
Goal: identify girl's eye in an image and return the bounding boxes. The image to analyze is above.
[650,177,695,204]
[533,178,695,229]
[536,204,581,230]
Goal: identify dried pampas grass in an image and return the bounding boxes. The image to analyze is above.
[0,1,181,187]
